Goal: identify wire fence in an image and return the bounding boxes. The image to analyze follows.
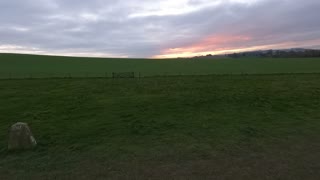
[0,72,145,80]
[0,72,218,80]
[1,72,319,80]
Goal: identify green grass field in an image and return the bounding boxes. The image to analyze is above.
[1,54,320,78]
[1,74,320,179]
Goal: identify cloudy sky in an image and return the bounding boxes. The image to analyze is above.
[0,0,320,58]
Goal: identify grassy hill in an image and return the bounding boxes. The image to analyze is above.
[1,53,320,78]
[1,74,320,179]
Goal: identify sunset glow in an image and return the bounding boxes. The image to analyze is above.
[153,37,320,59]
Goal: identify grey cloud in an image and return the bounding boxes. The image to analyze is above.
[0,0,320,57]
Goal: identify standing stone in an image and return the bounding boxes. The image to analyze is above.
[8,122,37,150]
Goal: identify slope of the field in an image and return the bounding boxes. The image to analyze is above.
[1,53,320,78]
[0,74,320,179]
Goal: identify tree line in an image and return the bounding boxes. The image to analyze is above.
[227,49,320,58]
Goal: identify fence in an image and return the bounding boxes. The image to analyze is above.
[1,72,309,80]
[0,72,204,80]
[112,72,135,78]
[0,72,143,80]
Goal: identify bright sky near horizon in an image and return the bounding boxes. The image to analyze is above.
[0,0,320,58]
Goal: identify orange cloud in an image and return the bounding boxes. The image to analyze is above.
[153,34,320,59]
[153,34,253,58]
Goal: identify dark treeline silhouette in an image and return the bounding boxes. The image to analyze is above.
[227,49,320,58]
[192,49,320,59]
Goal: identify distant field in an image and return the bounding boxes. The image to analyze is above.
[1,74,320,179]
[1,53,320,78]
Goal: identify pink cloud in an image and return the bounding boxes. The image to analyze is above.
[154,35,320,59]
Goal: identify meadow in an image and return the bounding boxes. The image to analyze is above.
[1,53,320,78]
[0,74,320,179]
[1,54,320,179]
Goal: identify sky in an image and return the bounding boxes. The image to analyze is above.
[0,0,320,58]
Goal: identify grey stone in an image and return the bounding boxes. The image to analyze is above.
[8,122,37,150]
